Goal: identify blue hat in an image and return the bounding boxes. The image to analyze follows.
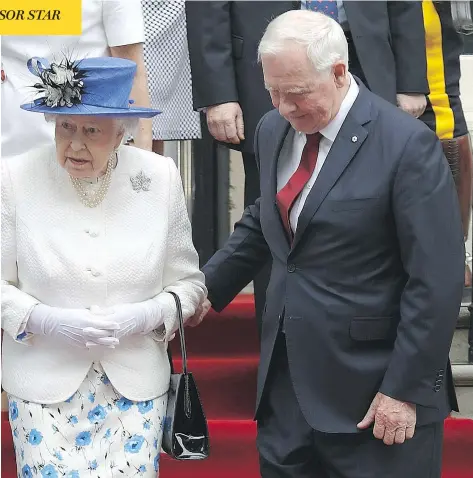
[20,56,161,118]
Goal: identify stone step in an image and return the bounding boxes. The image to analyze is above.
[453,384,473,419]
[451,329,471,364]
[457,305,471,328]
[461,286,471,308]
[452,364,473,387]
[452,363,473,418]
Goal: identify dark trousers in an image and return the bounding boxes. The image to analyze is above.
[257,333,444,478]
[242,152,270,337]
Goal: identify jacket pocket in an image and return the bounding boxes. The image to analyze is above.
[328,198,380,211]
[349,317,394,341]
[231,35,244,59]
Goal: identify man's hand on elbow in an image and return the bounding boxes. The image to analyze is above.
[185,299,212,328]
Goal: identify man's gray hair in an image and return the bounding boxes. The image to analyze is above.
[258,10,349,75]
[44,114,139,143]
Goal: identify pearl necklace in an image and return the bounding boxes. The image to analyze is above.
[70,152,115,208]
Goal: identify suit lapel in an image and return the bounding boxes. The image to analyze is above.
[292,86,373,249]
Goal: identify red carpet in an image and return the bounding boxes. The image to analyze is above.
[2,295,473,477]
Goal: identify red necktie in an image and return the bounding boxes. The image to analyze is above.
[276,133,321,240]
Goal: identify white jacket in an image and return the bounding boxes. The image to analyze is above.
[1,145,206,403]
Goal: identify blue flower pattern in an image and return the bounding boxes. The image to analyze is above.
[124,434,145,454]
[7,366,166,477]
[22,464,32,478]
[116,397,133,412]
[28,429,43,446]
[87,405,107,424]
[137,400,153,414]
[53,450,63,461]
[41,464,58,478]
[162,415,172,433]
[75,432,92,447]
[68,415,78,425]
[9,401,19,421]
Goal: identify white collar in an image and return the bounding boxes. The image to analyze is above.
[318,73,359,142]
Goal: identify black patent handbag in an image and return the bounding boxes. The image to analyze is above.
[161,292,210,460]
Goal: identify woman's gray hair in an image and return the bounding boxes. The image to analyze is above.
[44,114,139,144]
[258,10,349,75]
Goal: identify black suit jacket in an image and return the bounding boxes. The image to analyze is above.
[186,0,296,154]
[186,1,428,154]
[203,83,464,433]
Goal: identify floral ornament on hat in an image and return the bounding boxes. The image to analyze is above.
[27,57,86,108]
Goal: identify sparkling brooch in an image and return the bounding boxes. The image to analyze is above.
[130,171,151,192]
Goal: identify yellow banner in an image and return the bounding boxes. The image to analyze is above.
[0,1,82,35]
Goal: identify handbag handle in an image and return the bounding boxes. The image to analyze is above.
[168,291,188,376]
[168,291,193,418]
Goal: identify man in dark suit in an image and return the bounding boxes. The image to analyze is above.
[186,1,430,329]
[189,10,465,478]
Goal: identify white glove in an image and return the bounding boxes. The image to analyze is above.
[91,300,164,339]
[26,304,120,349]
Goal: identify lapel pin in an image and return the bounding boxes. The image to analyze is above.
[351,136,358,143]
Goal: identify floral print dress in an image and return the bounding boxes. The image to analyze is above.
[8,364,168,478]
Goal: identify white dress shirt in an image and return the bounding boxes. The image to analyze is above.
[277,75,359,232]
[1,145,206,403]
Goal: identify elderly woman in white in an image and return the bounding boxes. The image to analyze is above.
[1,56,206,478]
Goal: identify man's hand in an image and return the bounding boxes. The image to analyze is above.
[186,299,212,328]
[357,392,416,445]
[206,103,245,144]
[396,93,427,118]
